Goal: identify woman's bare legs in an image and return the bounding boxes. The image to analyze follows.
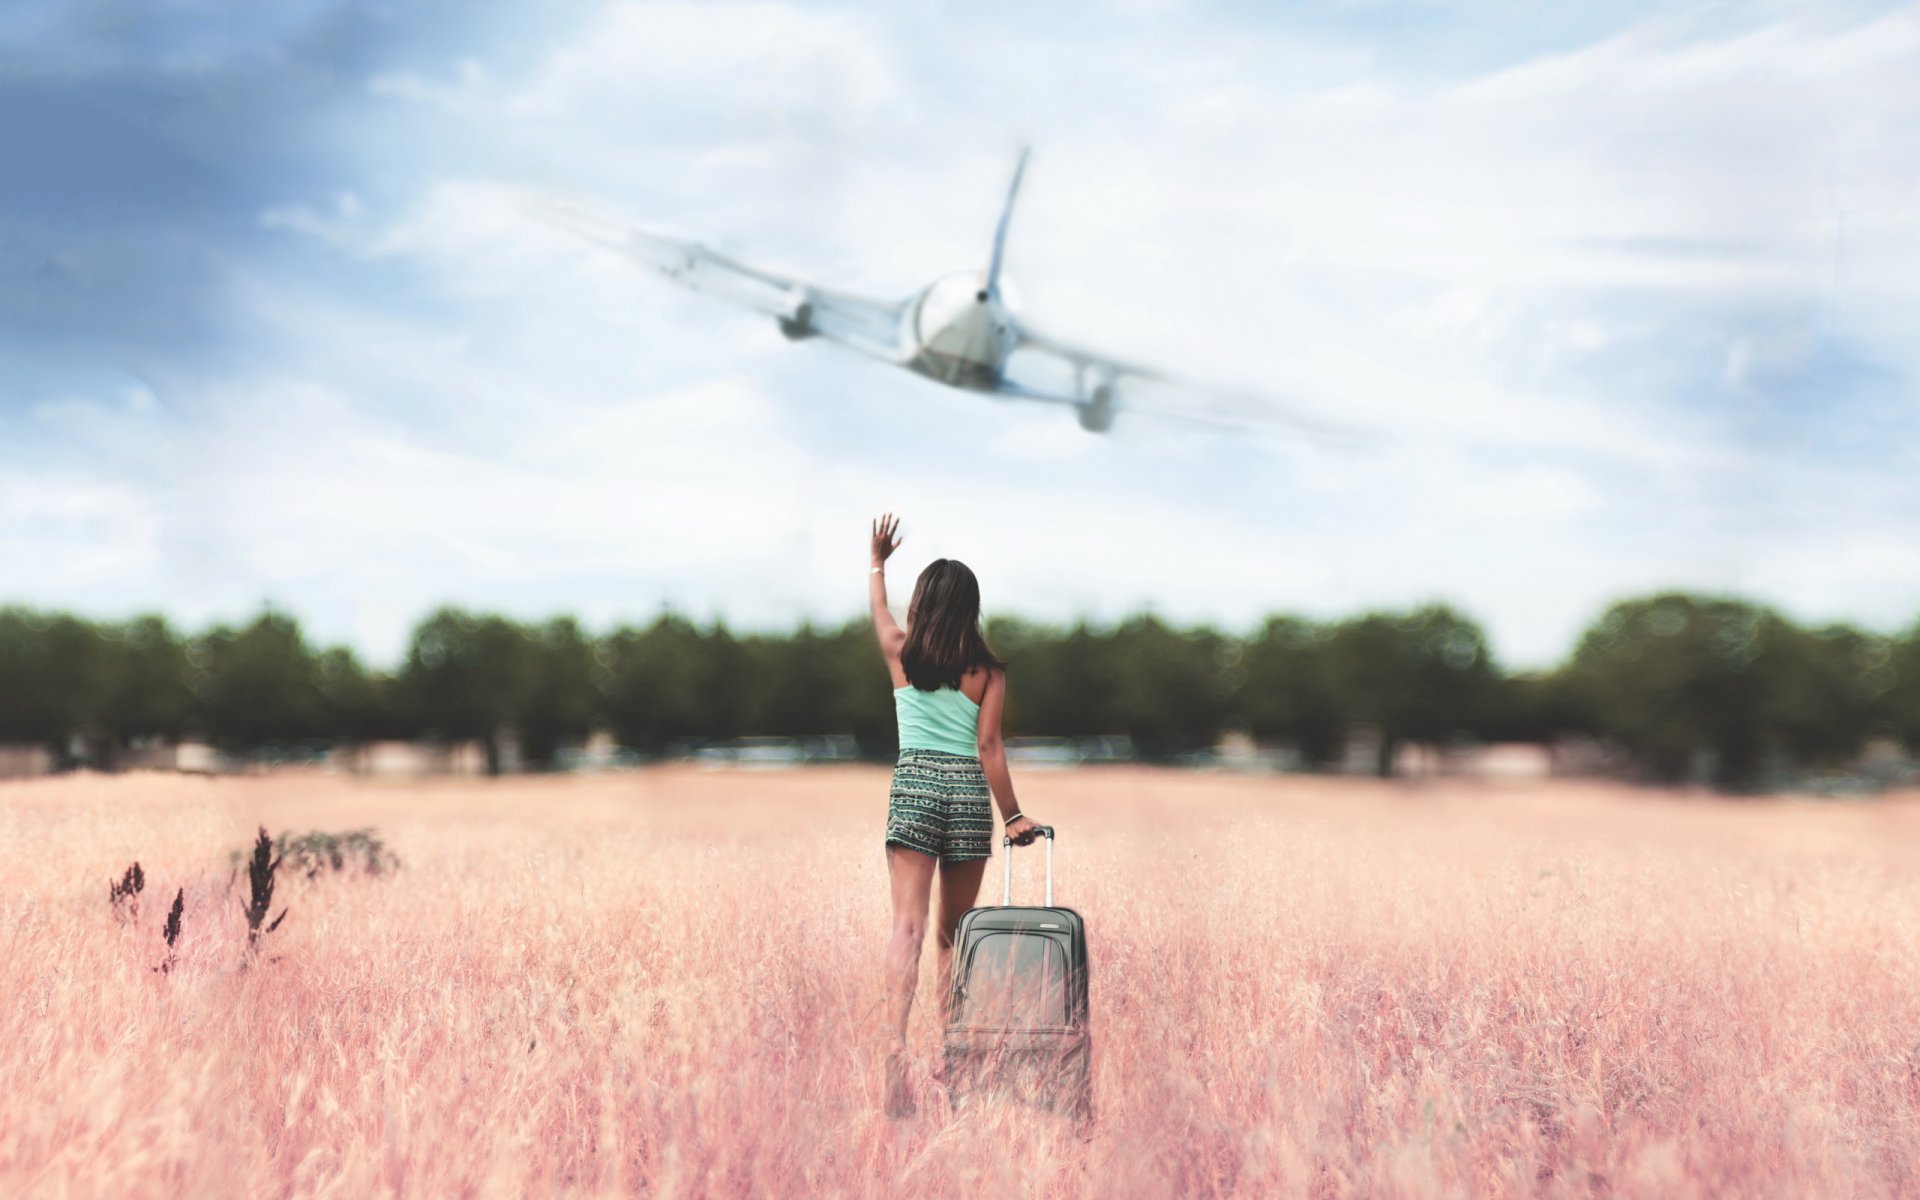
[883,845,938,1117]
[934,857,989,1023]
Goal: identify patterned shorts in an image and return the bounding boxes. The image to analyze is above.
[886,748,993,863]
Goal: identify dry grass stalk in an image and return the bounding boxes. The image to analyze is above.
[241,824,287,951]
[154,887,183,975]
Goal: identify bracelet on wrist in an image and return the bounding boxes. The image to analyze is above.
[1005,811,1024,824]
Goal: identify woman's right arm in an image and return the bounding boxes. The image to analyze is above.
[868,514,905,660]
[977,668,1039,844]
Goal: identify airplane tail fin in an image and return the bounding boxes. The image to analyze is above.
[984,147,1029,300]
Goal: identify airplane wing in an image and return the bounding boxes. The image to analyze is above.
[1013,323,1365,443]
[524,197,911,364]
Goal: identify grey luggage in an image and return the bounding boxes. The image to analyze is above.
[943,826,1092,1126]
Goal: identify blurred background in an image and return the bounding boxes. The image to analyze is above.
[2,1,1916,790]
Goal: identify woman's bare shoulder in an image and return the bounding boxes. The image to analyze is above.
[961,662,998,702]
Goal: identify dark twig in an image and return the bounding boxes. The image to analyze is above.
[109,862,145,924]
[243,825,285,951]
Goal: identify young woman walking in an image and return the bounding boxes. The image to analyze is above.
[869,512,1041,1119]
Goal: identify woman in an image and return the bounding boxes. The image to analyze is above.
[868,512,1040,1119]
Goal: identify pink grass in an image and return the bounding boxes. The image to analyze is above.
[3,768,1918,1198]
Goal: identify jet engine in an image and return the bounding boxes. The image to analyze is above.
[1077,382,1116,432]
[778,301,816,341]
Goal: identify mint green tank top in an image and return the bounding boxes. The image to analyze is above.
[894,684,981,758]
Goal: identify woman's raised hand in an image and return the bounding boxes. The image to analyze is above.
[870,512,902,566]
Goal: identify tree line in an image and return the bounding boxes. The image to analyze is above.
[2,594,1916,788]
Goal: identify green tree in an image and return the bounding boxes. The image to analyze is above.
[1566,593,1811,790]
[1104,614,1234,754]
[599,612,721,752]
[986,618,1106,738]
[98,615,193,758]
[819,618,895,750]
[1234,615,1342,765]
[1478,668,1591,745]
[314,647,398,745]
[982,615,1235,755]
[1891,618,1920,754]
[1322,605,1499,776]
[745,621,859,737]
[1760,622,1895,769]
[0,609,111,760]
[193,610,323,755]
[744,623,811,737]
[700,621,751,740]
[402,608,533,774]
[518,617,598,768]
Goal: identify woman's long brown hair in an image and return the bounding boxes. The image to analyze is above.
[901,559,1006,690]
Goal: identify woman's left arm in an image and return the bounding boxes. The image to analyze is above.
[977,668,1040,844]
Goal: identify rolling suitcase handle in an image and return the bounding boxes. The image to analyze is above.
[1002,824,1057,906]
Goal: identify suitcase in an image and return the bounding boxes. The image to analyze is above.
[943,825,1093,1127]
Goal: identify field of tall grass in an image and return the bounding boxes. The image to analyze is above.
[4,767,1919,1198]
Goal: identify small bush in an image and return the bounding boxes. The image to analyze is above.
[228,828,401,880]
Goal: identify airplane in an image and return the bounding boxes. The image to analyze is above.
[526,150,1345,436]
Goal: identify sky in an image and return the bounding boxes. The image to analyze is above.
[1,0,1916,669]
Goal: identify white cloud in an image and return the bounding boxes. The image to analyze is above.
[506,1,906,146]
